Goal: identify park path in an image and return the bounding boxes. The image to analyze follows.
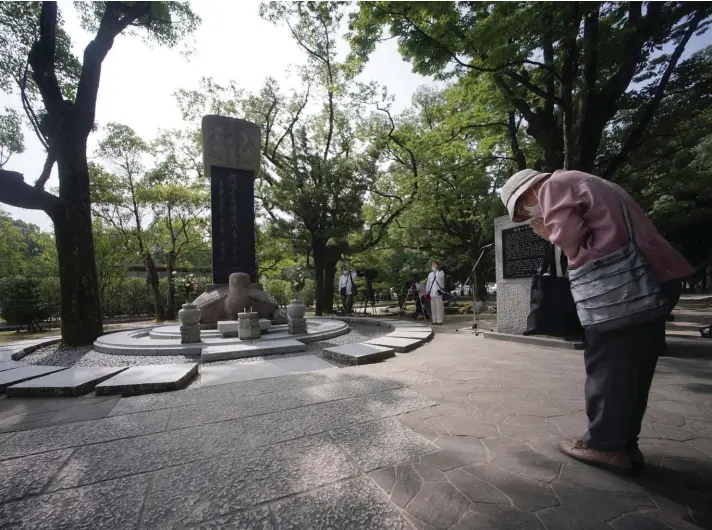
[0,331,710,529]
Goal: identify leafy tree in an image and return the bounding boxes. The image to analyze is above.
[91,123,167,320]
[0,108,25,168]
[0,210,28,278]
[349,2,711,175]
[146,128,209,319]
[0,276,50,330]
[92,220,132,316]
[0,1,199,345]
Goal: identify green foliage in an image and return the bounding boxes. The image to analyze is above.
[264,279,292,307]
[349,2,712,173]
[0,2,81,99]
[0,276,50,327]
[0,108,25,168]
[0,210,27,277]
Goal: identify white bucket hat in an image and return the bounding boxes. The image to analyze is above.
[500,169,551,222]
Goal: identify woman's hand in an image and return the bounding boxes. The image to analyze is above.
[530,217,551,241]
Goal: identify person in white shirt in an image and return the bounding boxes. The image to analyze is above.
[338,266,358,314]
[426,260,446,324]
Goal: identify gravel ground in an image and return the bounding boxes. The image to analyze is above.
[20,324,385,368]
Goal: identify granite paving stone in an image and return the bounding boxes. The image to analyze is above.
[331,418,438,471]
[365,336,423,353]
[95,363,198,395]
[141,434,359,529]
[0,408,170,460]
[551,481,655,521]
[0,360,26,372]
[48,418,247,490]
[0,448,73,503]
[6,366,128,397]
[225,371,332,396]
[0,396,120,433]
[109,383,237,416]
[243,387,436,447]
[0,365,67,392]
[405,481,471,528]
[271,476,413,530]
[0,474,150,530]
[186,507,275,530]
[453,504,545,530]
[323,342,395,365]
[1,330,711,530]
[462,464,560,511]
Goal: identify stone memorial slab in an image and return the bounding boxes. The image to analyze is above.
[95,364,198,396]
[203,116,261,284]
[323,343,395,365]
[387,330,433,341]
[364,336,423,353]
[6,367,129,398]
[202,339,307,362]
[501,224,548,279]
[495,215,565,334]
[0,360,26,372]
[0,366,66,393]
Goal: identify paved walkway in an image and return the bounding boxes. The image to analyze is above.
[0,333,711,529]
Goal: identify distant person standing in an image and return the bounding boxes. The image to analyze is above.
[339,265,358,315]
[426,260,446,325]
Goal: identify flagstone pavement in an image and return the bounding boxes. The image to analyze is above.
[0,332,711,529]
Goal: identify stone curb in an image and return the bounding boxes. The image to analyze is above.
[481,331,584,350]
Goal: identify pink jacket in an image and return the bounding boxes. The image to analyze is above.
[538,170,693,283]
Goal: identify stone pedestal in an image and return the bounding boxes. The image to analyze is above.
[178,303,201,344]
[288,317,307,335]
[237,312,261,341]
[494,215,563,334]
[287,299,307,335]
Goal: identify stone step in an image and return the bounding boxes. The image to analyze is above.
[6,367,129,398]
[95,363,198,396]
[386,330,434,342]
[482,331,585,350]
[201,339,307,363]
[0,366,67,393]
[323,343,395,365]
[363,336,424,353]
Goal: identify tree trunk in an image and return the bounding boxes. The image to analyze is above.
[323,262,337,314]
[51,159,103,346]
[143,254,166,321]
[314,260,324,316]
[165,256,176,320]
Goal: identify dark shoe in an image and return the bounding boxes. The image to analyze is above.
[559,440,632,472]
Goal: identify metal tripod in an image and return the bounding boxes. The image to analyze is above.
[456,243,493,335]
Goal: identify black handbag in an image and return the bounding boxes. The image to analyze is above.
[523,243,583,338]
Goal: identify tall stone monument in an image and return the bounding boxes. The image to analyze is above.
[494,215,564,334]
[192,116,284,327]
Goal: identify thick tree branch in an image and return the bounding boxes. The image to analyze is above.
[76,2,152,136]
[0,169,62,213]
[28,2,64,117]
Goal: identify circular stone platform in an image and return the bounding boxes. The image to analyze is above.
[93,317,349,357]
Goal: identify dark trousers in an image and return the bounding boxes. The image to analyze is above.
[582,280,681,452]
[342,294,354,314]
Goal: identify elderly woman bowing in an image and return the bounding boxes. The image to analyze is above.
[500,168,693,472]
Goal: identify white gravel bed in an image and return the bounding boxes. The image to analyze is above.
[19,325,385,368]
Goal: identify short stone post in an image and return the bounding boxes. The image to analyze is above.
[287,299,307,335]
[237,311,261,340]
[178,303,202,344]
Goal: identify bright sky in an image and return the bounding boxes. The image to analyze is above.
[2,3,710,233]
[0,1,437,231]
